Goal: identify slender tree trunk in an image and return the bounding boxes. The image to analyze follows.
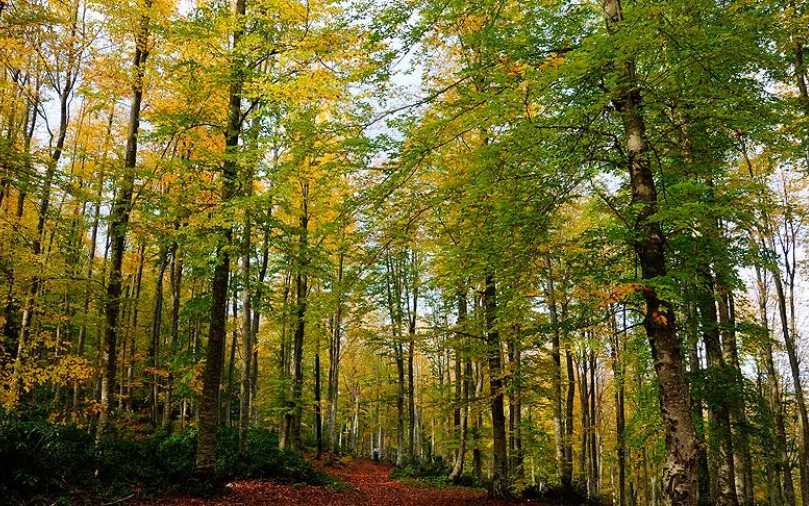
[686,305,712,505]
[225,295,238,426]
[508,326,523,478]
[149,250,168,425]
[97,5,150,441]
[448,290,468,483]
[288,191,309,449]
[407,277,417,463]
[754,261,795,505]
[546,257,567,488]
[124,243,145,417]
[395,342,406,465]
[484,274,510,499]
[579,350,590,490]
[612,307,626,506]
[716,289,754,506]
[471,358,483,484]
[769,247,809,506]
[564,339,575,486]
[328,252,344,456]
[195,0,243,473]
[315,346,322,459]
[238,210,252,450]
[163,240,182,429]
[696,273,738,506]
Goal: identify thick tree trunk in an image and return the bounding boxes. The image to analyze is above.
[603,1,700,503]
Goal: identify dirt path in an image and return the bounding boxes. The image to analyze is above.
[133,458,550,505]
[322,458,495,506]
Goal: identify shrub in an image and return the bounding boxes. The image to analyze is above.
[390,457,451,486]
[0,421,325,504]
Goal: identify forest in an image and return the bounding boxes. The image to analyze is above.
[1,0,808,504]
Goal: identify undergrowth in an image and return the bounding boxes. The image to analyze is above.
[0,419,326,505]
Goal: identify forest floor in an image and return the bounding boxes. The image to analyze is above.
[133,458,562,505]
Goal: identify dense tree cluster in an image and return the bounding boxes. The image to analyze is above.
[2,0,809,504]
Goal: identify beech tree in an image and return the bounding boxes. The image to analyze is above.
[5,0,809,505]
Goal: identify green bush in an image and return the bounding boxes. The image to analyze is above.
[0,420,96,501]
[217,427,328,484]
[0,421,325,504]
[390,457,451,485]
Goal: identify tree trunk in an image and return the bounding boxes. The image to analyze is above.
[769,240,809,506]
[395,342,406,465]
[603,1,700,502]
[239,211,252,450]
[546,257,566,488]
[716,289,754,506]
[754,261,795,505]
[564,339,575,487]
[407,275,417,463]
[315,347,322,459]
[508,326,522,478]
[484,274,510,499]
[472,358,483,485]
[163,240,182,429]
[612,306,626,506]
[289,192,309,450]
[328,252,344,456]
[696,274,738,506]
[686,306,712,505]
[448,290,468,483]
[195,0,243,474]
[149,250,168,425]
[97,4,150,441]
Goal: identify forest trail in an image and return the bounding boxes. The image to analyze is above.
[135,458,552,505]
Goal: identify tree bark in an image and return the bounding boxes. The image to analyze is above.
[195,0,243,474]
[546,257,567,488]
[328,252,344,456]
[97,3,150,441]
[448,290,468,483]
[239,210,252,450]
[753,260,795,505]
[163,240,182,429]
[695,274,738,506]
[484,274,510,499]
[288,184,309,450]
[602,1,700,503]
[149,249,168,425]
